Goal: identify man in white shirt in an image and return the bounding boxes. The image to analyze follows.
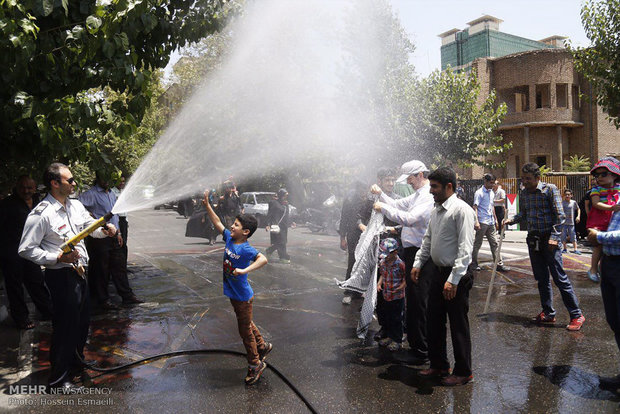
[472,174,509,272]
[19,163,117,391]
[371,160,434,364]
[411,167,476,386]
[493,180,506,236]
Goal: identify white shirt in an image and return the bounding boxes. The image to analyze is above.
[473,186,495,226]
[18,194,107,269]
[493,186,506,207]
[379,183,434,248]
[413,194,476,285]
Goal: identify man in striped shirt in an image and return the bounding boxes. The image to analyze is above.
[505,163,585,331]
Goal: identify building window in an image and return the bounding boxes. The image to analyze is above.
[572,85,580,109]
[531,154,550,169]
[514,85,529,113]
[556,83,568,108]
[536,84,551,108]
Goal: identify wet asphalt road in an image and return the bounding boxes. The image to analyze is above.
[1,208,619,413]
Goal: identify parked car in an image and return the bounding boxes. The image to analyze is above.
[240,192,298,226]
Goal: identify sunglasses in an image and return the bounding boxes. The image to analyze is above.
[56,177,76,184]
[592,171,609,178]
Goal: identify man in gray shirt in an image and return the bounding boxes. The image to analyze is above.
[411,167,476,386]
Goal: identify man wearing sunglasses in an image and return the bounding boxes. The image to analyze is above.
[19,163,118,391]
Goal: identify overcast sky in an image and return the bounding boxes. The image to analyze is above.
[390,0,591,76]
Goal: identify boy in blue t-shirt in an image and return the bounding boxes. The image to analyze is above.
[204,193,270,385]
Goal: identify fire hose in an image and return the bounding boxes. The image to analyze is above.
[62,212,318,413]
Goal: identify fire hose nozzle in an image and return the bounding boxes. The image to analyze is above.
[60,211,114,253]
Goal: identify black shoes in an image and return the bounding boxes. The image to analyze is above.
[373,329,387,341]
[122,295,144,305]
[100,301,120,310]
[496,265,511,272]
[599,374,620,391]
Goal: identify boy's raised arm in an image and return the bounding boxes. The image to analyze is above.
[203,191,225,234]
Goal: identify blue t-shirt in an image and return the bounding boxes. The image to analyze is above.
[222,229,258,301]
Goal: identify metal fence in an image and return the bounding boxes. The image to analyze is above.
[460,174,595,206]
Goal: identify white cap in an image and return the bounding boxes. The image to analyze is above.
[397,160,429,183]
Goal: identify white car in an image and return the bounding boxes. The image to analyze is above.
[240,192,297,226]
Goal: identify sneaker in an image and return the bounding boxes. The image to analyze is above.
[531,312,556,325]
[573,250,582,255]
[562,249,568,253]
[587,270,600,283]
[378,337,392,347]
[496,265,511,272]
[342,295,352,305]
[474,266,482,271]
[567,315,585,331]
[245,361,267,385]
[258,343,272,362]
[387,342,401,352]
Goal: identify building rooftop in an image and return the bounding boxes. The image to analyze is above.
[437,28,460,39]
[466,15,504,27]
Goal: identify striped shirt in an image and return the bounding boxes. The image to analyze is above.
[598,212,620,256]
[378,256,406,301]
[512,181,565,238]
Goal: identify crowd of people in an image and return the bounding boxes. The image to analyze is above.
[0,156,618,391]
[337,157,620,388]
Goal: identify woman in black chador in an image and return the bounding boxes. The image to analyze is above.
[265,189,295,263]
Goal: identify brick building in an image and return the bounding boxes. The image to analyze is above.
[439,16,620,178]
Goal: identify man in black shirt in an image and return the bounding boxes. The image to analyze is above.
[0,176,52,329]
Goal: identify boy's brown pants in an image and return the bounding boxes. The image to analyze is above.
[230,298,265,366]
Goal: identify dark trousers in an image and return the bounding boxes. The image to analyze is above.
[86,237,133,303]
[266,227,290,260]
[427,261,474,377]
[402,246,431,358]
[343,234,360,297]
[601,255,620,353]
[45,268,90,385]
[495,206,505,233]
[230,298,266,366]
[1,256,52,323]
[345,234,360,280]
[528,240,581,319]
[377,297,404,342]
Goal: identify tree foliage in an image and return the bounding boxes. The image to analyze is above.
[413,68,509,169]
[563,154,591,172]
[0,0,233,188]
[570,0,620,127]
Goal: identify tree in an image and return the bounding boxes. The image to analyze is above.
[570,0,620,127]
[0,0,234,187]
[413,68,510,169]
[563,155,591,172]
[337,0,418,168]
